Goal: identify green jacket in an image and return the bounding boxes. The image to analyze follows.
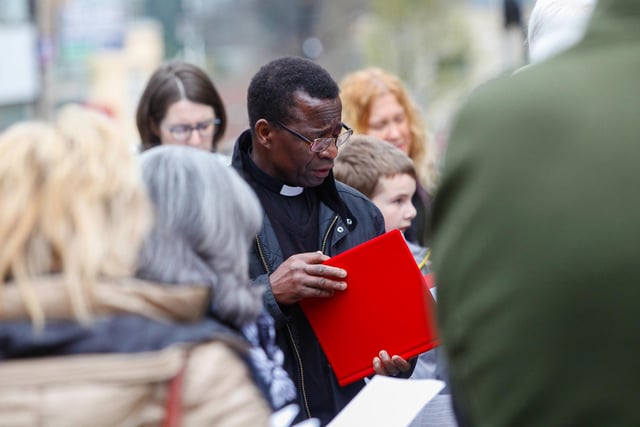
[431,1,640,426]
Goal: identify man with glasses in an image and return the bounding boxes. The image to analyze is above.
[231,56,413,425]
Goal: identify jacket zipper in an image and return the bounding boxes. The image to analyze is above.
[320,216,339,254]
[286,323,311,418]
[256,235,313,419]
[254,215,339,420]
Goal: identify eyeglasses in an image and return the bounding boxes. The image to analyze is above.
[166,118,220,142]
[276,121,353,153]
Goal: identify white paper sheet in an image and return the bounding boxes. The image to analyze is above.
[328,376,445,427]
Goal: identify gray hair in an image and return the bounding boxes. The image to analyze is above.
[528,0,596,63]
[136,145,264,327]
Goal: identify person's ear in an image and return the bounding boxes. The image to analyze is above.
[150,119,161,139]
[254,119,274,149]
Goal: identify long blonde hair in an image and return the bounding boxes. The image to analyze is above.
[340,68,439,195]
[0,104,151,329]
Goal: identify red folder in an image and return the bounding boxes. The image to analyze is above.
[423,273,436,289]
[299,229,439,387]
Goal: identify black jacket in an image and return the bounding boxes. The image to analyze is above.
[232,130,386,425]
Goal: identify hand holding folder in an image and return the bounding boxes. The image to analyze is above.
[372,349,412,377]
[300,230,439,386]
[268,251,348,305]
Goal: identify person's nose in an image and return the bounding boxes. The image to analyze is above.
[384,122,403,142]
[186,129,203,146]
[405,202,417,220]
[317,140,339,159]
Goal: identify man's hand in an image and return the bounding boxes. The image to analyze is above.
[270,251,347,305]
[372,350,411,377]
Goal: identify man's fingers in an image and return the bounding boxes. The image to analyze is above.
[391,355,411,372]
[308,263,346,279]
[373,354,399,376]
[307,286,334,298]
[304,277,346,297]
[313,276,347,291]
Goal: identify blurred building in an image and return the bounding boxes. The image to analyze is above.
[0,0,533,151]
[0,0,39,130]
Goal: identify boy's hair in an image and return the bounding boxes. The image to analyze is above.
[334,134,416,198]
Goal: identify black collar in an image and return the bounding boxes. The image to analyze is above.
[244,151,304,197]
[232,129,354,228]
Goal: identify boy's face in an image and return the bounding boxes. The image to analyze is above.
[371,173,417,234]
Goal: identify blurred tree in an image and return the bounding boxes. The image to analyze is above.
[355,0,470,107]
[255,0,319,56]
[143,0,182,58]
[316,0,473,143]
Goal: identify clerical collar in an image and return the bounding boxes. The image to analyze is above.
[280,185,304,196]
[235,132,356,229]
[245,151,304,197]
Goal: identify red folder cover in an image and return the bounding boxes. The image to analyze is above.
[423,273,436,289]
[299,229,439,387]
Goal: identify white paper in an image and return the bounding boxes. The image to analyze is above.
[328,376,445,427]
[269,404,320,427]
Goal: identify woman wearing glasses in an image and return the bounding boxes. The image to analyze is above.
[136,60,227,153]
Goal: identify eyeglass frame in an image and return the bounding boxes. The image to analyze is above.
[275,120,353,153]
[165,118,221,142]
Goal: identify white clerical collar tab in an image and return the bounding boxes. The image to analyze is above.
[280,185,304,196]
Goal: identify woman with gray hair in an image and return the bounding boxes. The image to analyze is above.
[136,145,297,411]
[0,105,273,427]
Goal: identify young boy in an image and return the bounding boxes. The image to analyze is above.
[334,134,449,386]
[333,134,430,274]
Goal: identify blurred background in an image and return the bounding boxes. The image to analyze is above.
[0,0,533,155]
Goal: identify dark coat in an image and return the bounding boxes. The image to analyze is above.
[232,130,386,425]
[432,1,640,425]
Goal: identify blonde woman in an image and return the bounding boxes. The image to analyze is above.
[340,68,439,245]
[0,104,272,427]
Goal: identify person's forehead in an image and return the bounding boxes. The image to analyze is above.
[369,93,404,117]
[288,92,342,129]
[377,173,416,192]
[163,99,215,123]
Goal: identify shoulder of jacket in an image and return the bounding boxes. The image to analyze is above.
[334,181,384,234]
[335,181,374,204]
[335,181,381,218]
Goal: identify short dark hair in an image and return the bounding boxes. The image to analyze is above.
[247,56,340,130]
[136,60,227,151]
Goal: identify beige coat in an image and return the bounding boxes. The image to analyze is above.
[0,277,272,427]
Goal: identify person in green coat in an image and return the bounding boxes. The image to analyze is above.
[431,0,640,426]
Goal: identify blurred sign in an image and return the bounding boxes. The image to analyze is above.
[0,24,39,104]
[58,0,126,62]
